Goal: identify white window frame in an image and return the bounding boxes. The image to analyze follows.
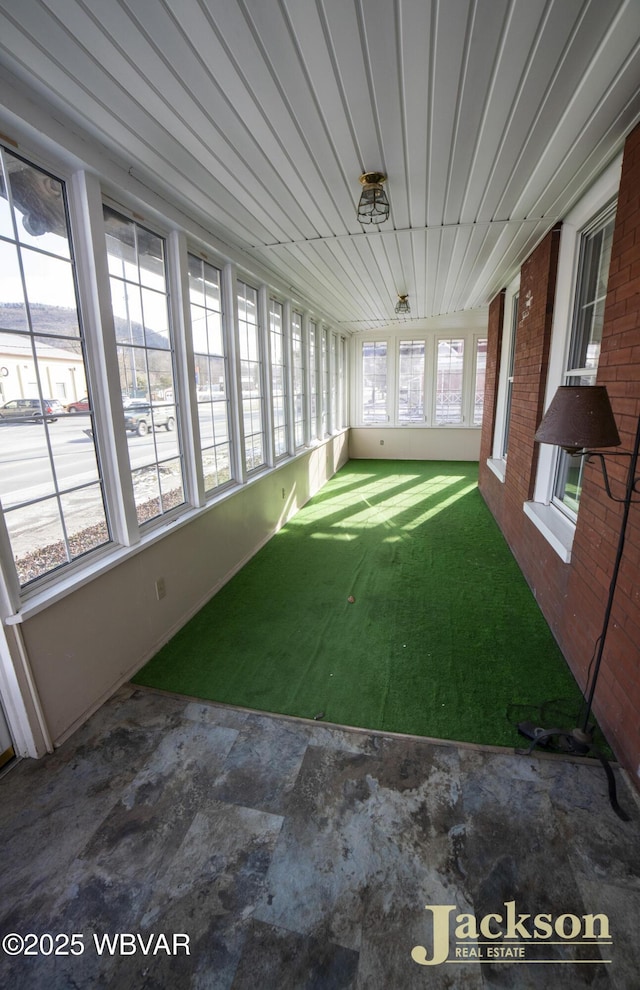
[472,333,488,427]
[397,338,427,424]
[488,275,520,482]
[268,295,289,461]
[0,136,344,626]
[290,310,306,449]
[525,155,622,562]
[360,338,391,425]
[236,278,266,475]
[356,330,487,429]
[433,335,467,426]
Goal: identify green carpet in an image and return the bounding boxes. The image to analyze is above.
[134,459,588,748]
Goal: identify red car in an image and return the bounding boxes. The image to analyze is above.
[65,396,90,413]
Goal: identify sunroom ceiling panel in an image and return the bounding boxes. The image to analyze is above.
[423,0,478,230]
[108,0,333,241]
[440,0,510,227]
[470,0,590,223]
[512,18,640,219]
[491,0,629,221]
[465,218,552,308]
[454,0,555,225]
[208,0,353,240]
[0,2,292,246]
[0,0,638,333]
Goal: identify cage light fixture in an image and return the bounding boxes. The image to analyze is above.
[357,171,389,225]
[395,293,410,315]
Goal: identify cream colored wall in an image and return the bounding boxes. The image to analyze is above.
[349,428,481,461]
[20,433,349,745]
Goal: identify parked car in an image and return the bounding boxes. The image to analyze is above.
[123,401,176,436]
[65,396,90,413]
[0,398,64,423]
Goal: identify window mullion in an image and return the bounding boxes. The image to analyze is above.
[222,263,245,484]
[168,231,202,506]
[259,286,275,468]
[0,511,21,616]
[302,313,312,446]
[70,173,140,546]
[283,301,295,455]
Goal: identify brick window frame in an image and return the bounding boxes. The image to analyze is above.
[487,275,520,482]
[524,157,621,562]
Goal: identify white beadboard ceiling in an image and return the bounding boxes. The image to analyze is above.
[0,0,639,333]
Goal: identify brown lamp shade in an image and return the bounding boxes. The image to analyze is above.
[534,386,621,453]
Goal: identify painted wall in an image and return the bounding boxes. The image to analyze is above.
[16,432,349,746]
[349,427,481,461]
[479,124,640,789]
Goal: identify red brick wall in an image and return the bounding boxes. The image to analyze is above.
[566,123,640,776]
[478,226,568,635]
[479,123,640,788]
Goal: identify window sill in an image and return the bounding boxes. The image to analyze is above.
[523,500,575,563]
[358,422,482,430]
[486,457,506,482]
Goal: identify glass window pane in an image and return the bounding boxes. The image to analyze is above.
[0,240,28,329]
[0,146,111,590]
[308,322,317,439]
[104,207,138,281]
[188,255,231,494]
[0,164,13,238]
[22,251,80,336]
[112,280,144,346]
[398,340,425,422]
[61,485,110,559]
[291,312,305,447]
[159,456,185,511]
[190,305,209,355]
[362,341,387,423]
[0,417,55,508]
[6,159,69,257]
[142,287,170,348]
[238,280,265,473]
[5,499,67,586]
[270,298,288,459]
[554,210,616,516]
[474,338,487,426]
[138,230,165,291]
[132,465,162,525]
[201,449,217,493]
[322,328,329,436]
[436,338,464,424]
[105,206,185,524]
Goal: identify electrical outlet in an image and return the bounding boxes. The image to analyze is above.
[155,577,166,600]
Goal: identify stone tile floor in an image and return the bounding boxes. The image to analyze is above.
[0,684,639,989]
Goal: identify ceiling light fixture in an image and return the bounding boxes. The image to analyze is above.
[395,293,410,315]
[357,172,389,225]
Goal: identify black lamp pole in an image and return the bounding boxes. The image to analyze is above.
[519,385,640,820]
[580,411,640,737]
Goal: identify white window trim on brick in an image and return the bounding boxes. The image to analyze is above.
[525,155,622,562]
[487,274,520,483]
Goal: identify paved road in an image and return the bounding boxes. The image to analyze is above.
[0,408,229,507]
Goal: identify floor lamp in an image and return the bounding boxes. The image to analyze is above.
[518,385,639,821]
